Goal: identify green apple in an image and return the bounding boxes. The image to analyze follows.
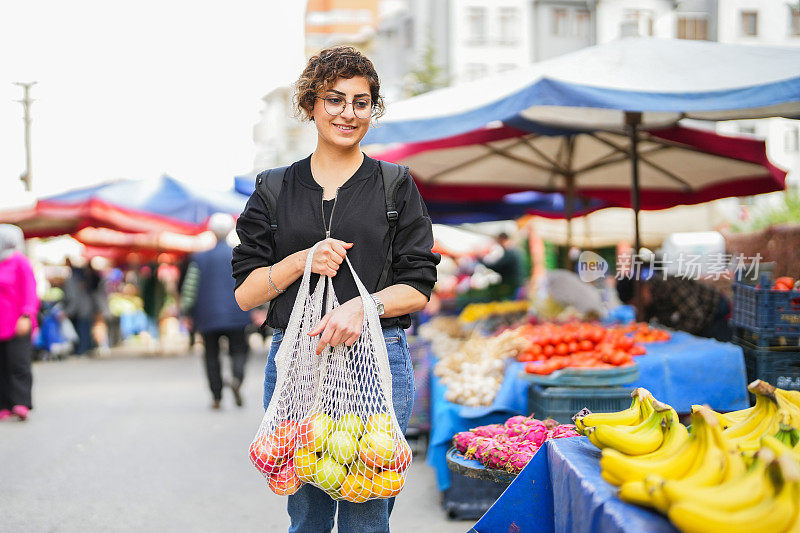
[334,413,365,438]
[299,413,334,452]
[326,430,359,465]
[359,430,395,469]
[315,454,346,492]
[366,413,393,434]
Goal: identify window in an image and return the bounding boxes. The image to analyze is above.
[552,8,569,36]
[621,10,653,38]
[498,7,520,45]
[677,16,708,40]
[467,7,487,45]
[464,63,488,81]
[741,11,758,36]
[575,9,591,38]
[791,7,800,36]
[785,127,799,153]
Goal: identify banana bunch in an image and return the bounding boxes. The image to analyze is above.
[610,407,744,510]
[575,387,654,435]
[577,388,678,456]
[667,452,800,533]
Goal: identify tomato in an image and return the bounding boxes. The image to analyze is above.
[543,344,555,356]
[555,343,569,356]
[630,344,646,356]
[776,277,795,287]
[567,342,579,354]
[579,340,594,351]
[530,344,543,355]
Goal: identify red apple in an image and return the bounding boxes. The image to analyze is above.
[269,461,303,496]
[387,440,412,472]
[250,435,285,475]
[298,413,333,452]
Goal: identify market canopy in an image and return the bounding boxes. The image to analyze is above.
[0,175,247,238]
[371,124,786,211]
[364,38,800,145]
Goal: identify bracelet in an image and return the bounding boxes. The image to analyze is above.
[268,265,285,295]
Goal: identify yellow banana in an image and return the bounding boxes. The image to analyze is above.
[774,389,800,427]
[591,401,671,455]
[666,454,800,533]
[730,405,781,449]
[761,435,800,461]
[659,448,775,512]
[723,391,777,441]
[724,405,757,425]
[576,392,644,431]
[601,468,625,487]
[600,420,692,484]
[618,480,656,508]
[695,404,735,430]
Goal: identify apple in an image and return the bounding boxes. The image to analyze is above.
[366,413,393,434]
[294,446,318,482]
[272,420,298,459]
[387,440,412,472]
[359,430,395,469]
[326,430,359,465]
[269,461,303,496]
[371,470,404,498]
[350,459,379,479]
[250,435,286,474]
[298,413,333,452]
[335,413,365,439]
[315,454,346,492]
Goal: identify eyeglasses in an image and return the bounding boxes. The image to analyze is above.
[317,95,372,119]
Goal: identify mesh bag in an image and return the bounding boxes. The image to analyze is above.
[250,241,412,501]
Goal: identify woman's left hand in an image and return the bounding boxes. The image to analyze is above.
[15,315,31,336]
[308,297,364,354]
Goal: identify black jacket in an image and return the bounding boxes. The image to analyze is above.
[232,154,439,330]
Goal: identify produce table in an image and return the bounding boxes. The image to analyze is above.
[425,331,748,491]
[471,437,678,533]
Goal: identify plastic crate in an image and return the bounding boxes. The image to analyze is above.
[734,326,800,349]
[527,385,634,424]
[741,343,800,393]
[407,341,431,434]
[441,470,508,520]
[731,277,800,335]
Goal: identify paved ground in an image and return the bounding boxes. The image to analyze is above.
[0,343,470,533]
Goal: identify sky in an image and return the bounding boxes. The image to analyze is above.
[0,0,307,207]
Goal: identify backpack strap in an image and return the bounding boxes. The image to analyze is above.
[377,160,410,291]
[255,166,288,232]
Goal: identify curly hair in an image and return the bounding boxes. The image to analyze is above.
[294,46,385,121]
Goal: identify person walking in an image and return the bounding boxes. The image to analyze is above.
[232,46,438,532]
[0,224,39,421]
[182,213,251,409]
[61,258,96,355]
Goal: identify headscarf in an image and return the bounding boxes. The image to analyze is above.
[0,224,24,262]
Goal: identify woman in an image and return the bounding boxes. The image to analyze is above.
[0,224,39,421]
[232,46,438,532]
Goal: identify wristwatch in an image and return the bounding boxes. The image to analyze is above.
[371,294,385,316]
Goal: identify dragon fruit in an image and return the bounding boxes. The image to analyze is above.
[549,424,581,439]
[471,423,506,438]
[504,415,530,428]
[543,418,559,430]
[453,431,478,454]
[505,450,536,474]
[517,421,549,446]
[483,447,511,470]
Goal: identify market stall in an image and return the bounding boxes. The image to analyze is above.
[424,329,748,493]
[471,437,677,533]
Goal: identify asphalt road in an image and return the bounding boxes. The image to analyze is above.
[0,343,470,533]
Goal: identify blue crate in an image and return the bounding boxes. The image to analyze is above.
[731,276,800,336]
[741,343,800,394]
[441,470,508,520]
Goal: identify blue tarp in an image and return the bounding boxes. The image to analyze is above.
[426,332,748,492]
[46,175,247,226]
[473,437,678,533]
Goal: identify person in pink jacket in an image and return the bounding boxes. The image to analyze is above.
[0,224,39,421]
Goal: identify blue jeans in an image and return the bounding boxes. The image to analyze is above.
[263,326,415,533]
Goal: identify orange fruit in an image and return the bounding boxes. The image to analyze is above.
[371,470,404,498]
[340,474,374,503]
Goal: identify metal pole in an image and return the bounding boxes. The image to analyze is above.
[14,81,37,192]
[625,111,642,257]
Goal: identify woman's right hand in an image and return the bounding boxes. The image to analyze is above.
[310,238,352,277]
